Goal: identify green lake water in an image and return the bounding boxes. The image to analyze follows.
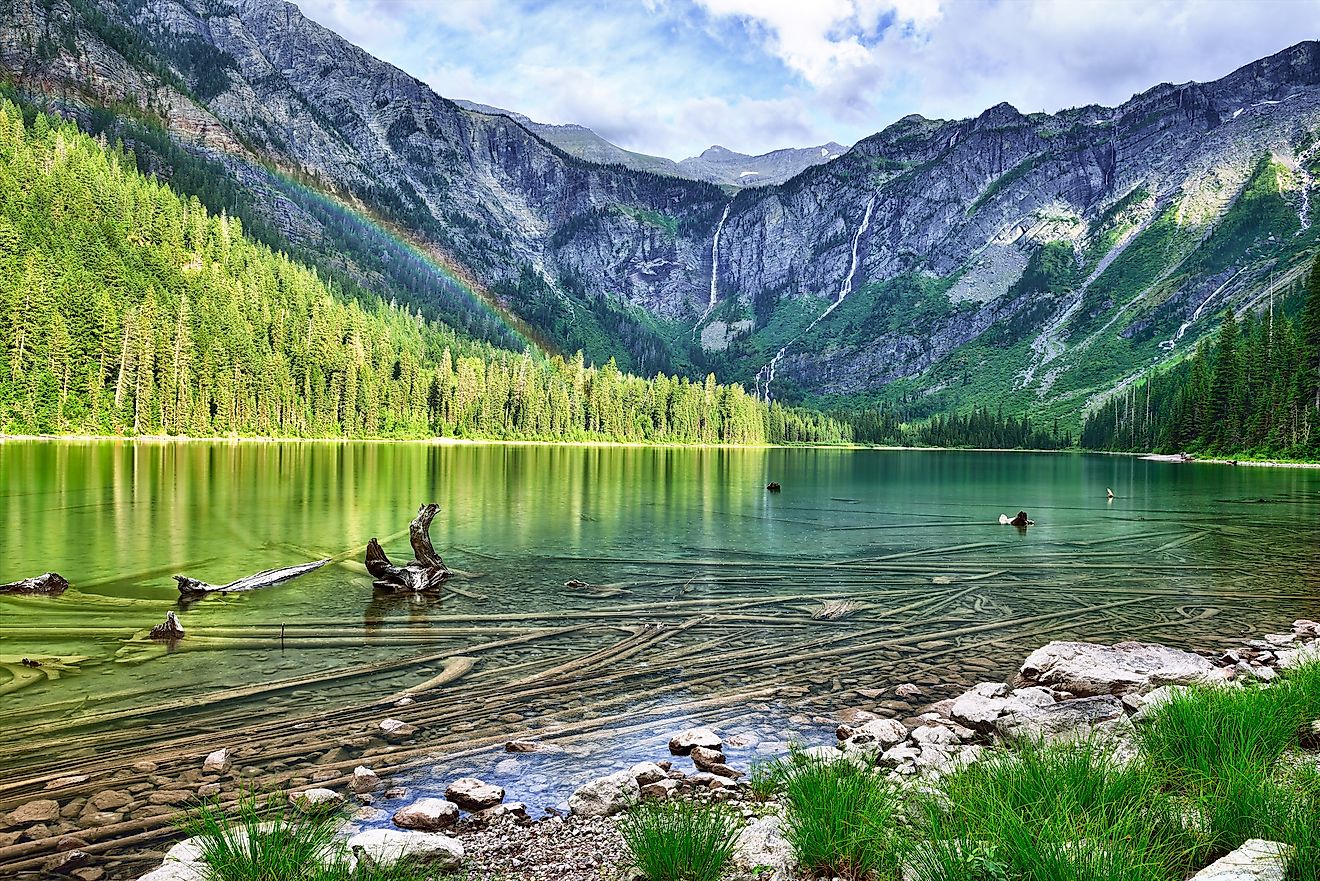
[3,440,1320,811]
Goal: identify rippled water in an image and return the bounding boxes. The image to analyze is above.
[3,440,1320,813]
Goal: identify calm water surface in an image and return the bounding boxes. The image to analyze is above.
[3,440,1320,813]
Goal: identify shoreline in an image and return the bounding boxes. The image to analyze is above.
[3,433,1319,467]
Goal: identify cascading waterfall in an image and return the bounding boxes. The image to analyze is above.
[1294,140,1320,232]
[755,197,876,401]
[695,204,732,333]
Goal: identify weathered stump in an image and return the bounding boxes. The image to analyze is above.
[365,504,450,593]
[149,611,185,641]
[1,573,70,596]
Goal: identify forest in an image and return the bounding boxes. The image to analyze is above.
[0,100,852,445]
[1082,255,1320,458]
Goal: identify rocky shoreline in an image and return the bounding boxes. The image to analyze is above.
[87,620,1320,881]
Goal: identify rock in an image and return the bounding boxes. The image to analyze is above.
[734,814,795,880]
[950,684,1056,732]
[378,719,417,741]
[1020,641,1222,696]
[895,683,923,698]
[708,763,744,779]
[1130,685,1191,722]
[995,695,1128,742]
[351,766,381,794]
[9,799,60,825]
[668,727,722,755]
[690,746,726,770]
[392,798,458,831]
[911,724,960,745]
[836,707,880,725]
[472,801,530,824]
[164,838,205,865]
[45,776,90,791]
[848,718,908,747]
[641,778,679,799]
[1277,642,1320,669]
[629,762,667,786]
[347,828,463,871]
[288,788,344,812]
[1294,620,1320,637]
[87,791,131,812]
[444,778,503,812]
[202,750,230,775]
[568,770,639,817]
[197,784,221,798]
[135,864,204,881]
[43,849,91,874]
[1188,838,1292,880]
[0,572,69,595]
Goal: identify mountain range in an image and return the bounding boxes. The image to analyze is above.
[451,99,847,188]
[3,0,1318,427]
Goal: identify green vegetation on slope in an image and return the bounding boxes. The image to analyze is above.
[1082,254,1320,458]
[0,100,851,444]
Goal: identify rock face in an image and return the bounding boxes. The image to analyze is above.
[995,695,1131,743]
[1188,838,1292,881]
[392,798,459,831]
[347,829,464,871]
[1019,641,1221,696]
[351,766,381,794]
[8,0,1319,405]
[444,778,504,812]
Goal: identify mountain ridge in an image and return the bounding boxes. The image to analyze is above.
[2,0,1318,428]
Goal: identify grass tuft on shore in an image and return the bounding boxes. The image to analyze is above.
[619,798,741,881]
[910,739,1198,881]
[779,750,900,880]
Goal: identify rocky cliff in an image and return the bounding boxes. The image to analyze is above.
[3,0,1318,419]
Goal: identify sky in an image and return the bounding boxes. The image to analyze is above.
[294,0,1319,160]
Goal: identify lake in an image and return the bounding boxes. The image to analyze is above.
[3,440,1320,815]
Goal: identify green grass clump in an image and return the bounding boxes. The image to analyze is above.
[779,751,900,880]
[618,798,741,881]
[1138,683,1301,781]
[911,739,1197,881]
[182,792,435,881]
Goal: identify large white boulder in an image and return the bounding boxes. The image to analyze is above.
[1020,641,1221,696]
[347,829,463,871]
[444,778,503,811]
[1188,838,1292,881]
[669,727,722,755]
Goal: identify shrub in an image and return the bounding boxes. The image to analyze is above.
[618,798,741,881]
[778,752,900,880]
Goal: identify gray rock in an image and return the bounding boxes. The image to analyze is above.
[669,728,722,755]
[8,799,60,825]
[735,814,795,880]
[690,746,726,770]
[567,770,638,817]
[1020,641,1222,696]
[392,798,458,831]
[444,778,503,812]
[347,829,463,871]
[378,719,417,742]
[641,778,679,799]
[1187,838,1292,880]
[202,749,231,775]
[996,695,1129,743]
[351,766,380,794]
[629,762,667,786]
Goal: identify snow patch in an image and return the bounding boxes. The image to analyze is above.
[738,171,760,178]
[819,147,828,157]
[1232,108,1244,119]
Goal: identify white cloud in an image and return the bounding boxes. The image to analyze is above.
[291,0,1320,158]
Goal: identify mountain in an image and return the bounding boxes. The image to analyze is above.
[452,98,846,187]
[676,142,848,187]
[3,0,1320,428]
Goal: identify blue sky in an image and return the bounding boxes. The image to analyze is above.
[296,0,1319,159]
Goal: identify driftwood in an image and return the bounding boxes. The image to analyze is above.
[173,559,329,596]
[0,573,69,596]
[365,504,450,592]
[766,482,782,492]
[149,612,185,641]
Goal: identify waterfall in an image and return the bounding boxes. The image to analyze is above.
[755,197,876,401]
[696,204,732,330]
[1294,141,1320,232]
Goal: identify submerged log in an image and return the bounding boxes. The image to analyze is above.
[173,559,329,597]
[766,482,781,492]
[149,612,185,641]
[1,573,70,596]
[366,504,451,593]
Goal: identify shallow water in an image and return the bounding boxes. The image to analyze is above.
[3,440,1320,813]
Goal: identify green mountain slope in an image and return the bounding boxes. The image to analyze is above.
[0,100,848,444]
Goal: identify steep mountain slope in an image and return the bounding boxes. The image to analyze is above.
[3,0,1319,427]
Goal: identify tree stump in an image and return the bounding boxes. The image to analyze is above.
[0,573,69,596]
[365,504,451,592]
[149,611,185,641]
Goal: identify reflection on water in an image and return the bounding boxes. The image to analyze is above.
[3,440,1320,812]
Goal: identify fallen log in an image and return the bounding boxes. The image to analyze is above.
[173,559,329,597]
[365,504,450,592]
[0,573,69,596]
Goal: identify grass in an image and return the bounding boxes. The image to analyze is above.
[181,792,439,881]
[778,750,901,880]
[618,798,741,881]
[910,739,1198,881]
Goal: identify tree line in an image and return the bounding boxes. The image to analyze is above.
[846,404,1073,450]
[0,100,853,445]
[1082,255,1320,458]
